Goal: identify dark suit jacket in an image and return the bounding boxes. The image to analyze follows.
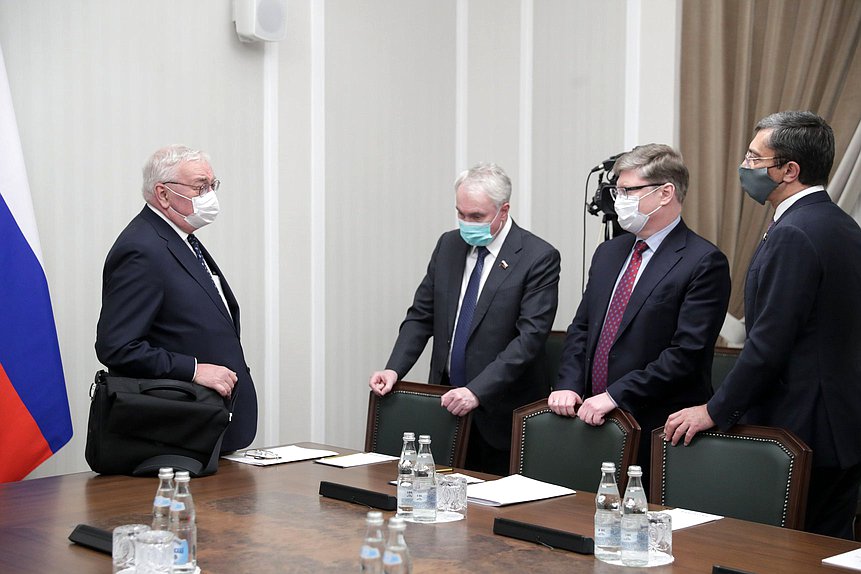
[385,221,561,450]
[557,219,731,446]
[95,206,257,452]
[708,191,861,469]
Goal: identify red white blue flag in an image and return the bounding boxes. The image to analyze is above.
[0,43,72,482]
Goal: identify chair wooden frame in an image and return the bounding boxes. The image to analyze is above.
[364,381,472,468]
[650,425,812,529]
[510,399,641,491]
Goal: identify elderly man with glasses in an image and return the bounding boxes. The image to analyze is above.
[96,144,257,453]
[550,144,731,492]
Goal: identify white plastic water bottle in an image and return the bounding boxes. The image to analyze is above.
[594,461,621,562]
[382,516,412,574]
[620,465,649,566]
[360,510,385,573]
[412,435,436,523]
[396,432,417,519]
[151,467,174,531]
[169,470,197,572]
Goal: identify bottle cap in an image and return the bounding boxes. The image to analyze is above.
[158,467,174,479]
[366,511,383,524]
[627,465,642,477]
[601,462,616,473]
[402,432,415,440]
[418,434,431,444]
[175,470,190,482]
[388,516,406,530]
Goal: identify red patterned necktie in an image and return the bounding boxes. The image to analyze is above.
[591,240,648,395]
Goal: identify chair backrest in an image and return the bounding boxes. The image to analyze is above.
[510,399,641,492]
[544,330,567,391]
[711,346,741,391]
[365,381,472,468]
[650,425,811,529]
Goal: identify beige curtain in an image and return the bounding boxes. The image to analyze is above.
[830,119,861,219]
[679,0,861,317]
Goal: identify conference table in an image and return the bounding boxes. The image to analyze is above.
[1,443,858,573]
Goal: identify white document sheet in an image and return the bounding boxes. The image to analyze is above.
[314,452,399,468]
[822,548,861,571]
[223,445,339,466]
[466,474,575,506]
[663,507,723,530]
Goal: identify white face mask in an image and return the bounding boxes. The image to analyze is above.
[613,185,663,234]
[166,186,220,229]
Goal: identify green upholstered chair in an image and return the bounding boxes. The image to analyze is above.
[650,425,812,529]
[711,346,741,391]
[364,381,472,468]
[510,399,641,492]
[544,330,567,392]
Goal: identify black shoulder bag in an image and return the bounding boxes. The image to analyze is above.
[85,370,232,477]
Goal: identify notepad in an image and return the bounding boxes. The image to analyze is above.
[223,445,339,466]
[467,474,575,506]
[314,452,398,468]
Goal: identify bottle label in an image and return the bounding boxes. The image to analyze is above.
[413,491,428,503]
[170,500,186,512]
[360,545,381,559]
[382,551,402,566]
[173,538,190,565]
[153,496,171,507]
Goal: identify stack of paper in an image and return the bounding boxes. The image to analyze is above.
[467,474,575,506]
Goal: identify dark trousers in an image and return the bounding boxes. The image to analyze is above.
[804,462,861,540]
[464,423,511,476]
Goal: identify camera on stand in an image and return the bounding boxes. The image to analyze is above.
[586,153,627,241]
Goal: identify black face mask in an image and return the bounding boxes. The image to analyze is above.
[738,166,780,205]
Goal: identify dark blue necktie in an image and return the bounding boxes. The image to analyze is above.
[187,234,210,275]
[450,246,489,388]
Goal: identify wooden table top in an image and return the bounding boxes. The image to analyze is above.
[0,443,858,573]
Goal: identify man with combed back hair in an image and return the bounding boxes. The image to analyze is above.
[370,163,560,475]
[551,144,731,492]
[665,112,861,539]
[96,144,257,453]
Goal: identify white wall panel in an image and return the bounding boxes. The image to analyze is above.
[323,0,457,449]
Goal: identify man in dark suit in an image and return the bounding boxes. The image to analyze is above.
[96,144,256,452]
[369,163,560,475]
[550,144,731,489]
[665,112,861,539]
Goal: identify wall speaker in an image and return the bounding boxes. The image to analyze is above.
[233,0,287,43]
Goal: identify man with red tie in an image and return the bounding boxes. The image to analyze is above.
[550,144,731,490]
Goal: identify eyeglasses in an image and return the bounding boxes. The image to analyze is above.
[609,183,664,201]
[244,449,280,460]
[742,152,785,167]
[163,179,221,196]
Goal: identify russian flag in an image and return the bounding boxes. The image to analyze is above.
[0,43,72,482]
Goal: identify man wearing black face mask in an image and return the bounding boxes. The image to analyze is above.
[665,111,861,539]
[96,144,258,453]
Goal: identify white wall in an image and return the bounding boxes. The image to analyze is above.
[0,0,679,478]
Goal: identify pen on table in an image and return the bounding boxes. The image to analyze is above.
[436,467,453,473]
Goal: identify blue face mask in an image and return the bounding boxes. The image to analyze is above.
[458,207,501,246]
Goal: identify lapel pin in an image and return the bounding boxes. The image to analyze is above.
[500,260,509,269]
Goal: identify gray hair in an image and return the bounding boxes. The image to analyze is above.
[453,163,512,207]
[141,145,211,201]
[755,111,834,186]
[613,144,689,203]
